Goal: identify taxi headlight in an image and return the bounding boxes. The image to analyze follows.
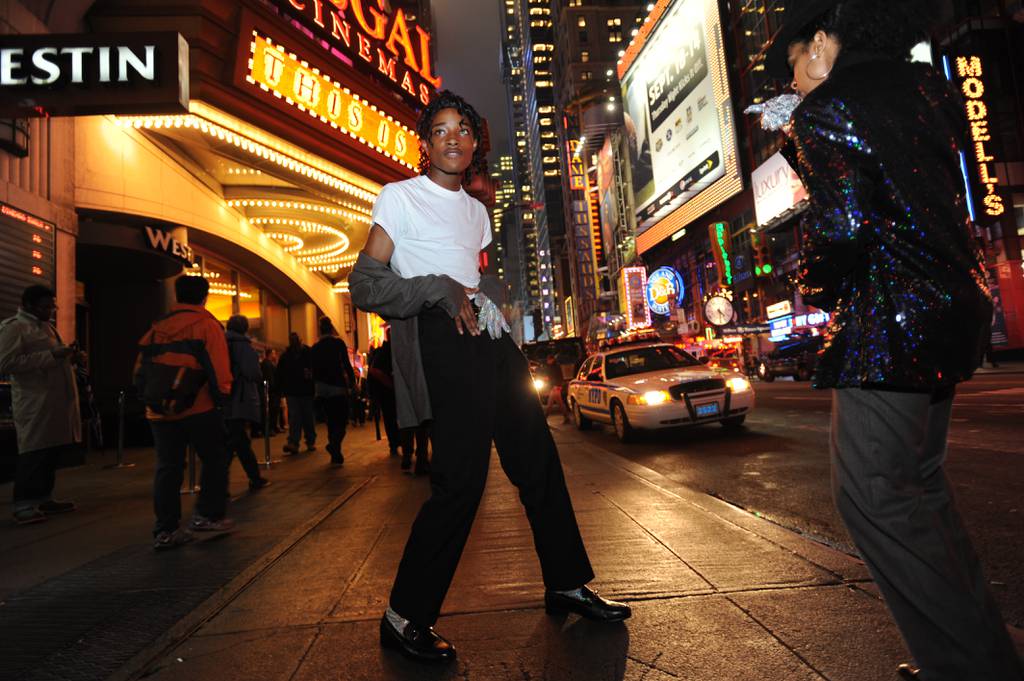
[728,377,752,393]
[533,378,547,392]
[629,390,671,406]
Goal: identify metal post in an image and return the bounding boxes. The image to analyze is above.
[263,380,272,469]
[104,390,136,469]
[181,445,199,495]
[261,380,281,468]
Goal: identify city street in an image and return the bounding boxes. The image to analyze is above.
[564,369,1024,626]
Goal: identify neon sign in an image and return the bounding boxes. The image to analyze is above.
[953,55,1005,218]
[622,266,651,328]
[645,267,685,316]
[279,0,440,106]
[709,222,732,287]
[247,32,420,170]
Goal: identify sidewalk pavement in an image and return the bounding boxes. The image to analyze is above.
[976,360,1024,375]
[1,419,1019,681]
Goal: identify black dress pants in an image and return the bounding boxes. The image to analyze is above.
[831,388,1023,681]
[150,410,229,535]
[389,309,594,627]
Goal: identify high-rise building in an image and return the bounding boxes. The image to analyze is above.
[551,0,645,337]
[500,0,562,340]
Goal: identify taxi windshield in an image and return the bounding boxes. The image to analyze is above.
[604,346,702,379]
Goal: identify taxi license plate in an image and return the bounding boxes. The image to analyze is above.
[695,402,720,418]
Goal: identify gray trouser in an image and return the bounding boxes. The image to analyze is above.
[831,388,1023,681]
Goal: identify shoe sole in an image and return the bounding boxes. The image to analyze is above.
[379,621,456,664]
[543,599,632,622]
[15,515,48,525]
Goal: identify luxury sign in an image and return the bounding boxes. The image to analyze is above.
[247,32,419,170]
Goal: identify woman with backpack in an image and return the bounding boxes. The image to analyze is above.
[224,315,270,491]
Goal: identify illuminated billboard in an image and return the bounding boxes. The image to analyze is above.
[619,0,742,253]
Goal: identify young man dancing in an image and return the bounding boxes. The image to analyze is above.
[350,91,630,664]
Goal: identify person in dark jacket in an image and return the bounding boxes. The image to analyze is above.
[765,2,1022,679]
[311,317,355,465]
[255,348,282,437]
[367,332,402,457]
[276,332,316,455]
[224,316,269,490]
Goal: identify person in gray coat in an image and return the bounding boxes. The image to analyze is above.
[0,285,81,524]
[224,316,269,490]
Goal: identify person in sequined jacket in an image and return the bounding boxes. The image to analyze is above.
[765,2,1022,680]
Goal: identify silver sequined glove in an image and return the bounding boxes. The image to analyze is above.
[744,94,803,132]
[472,292,511,340]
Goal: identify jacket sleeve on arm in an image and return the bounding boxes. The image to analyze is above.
[203,320,233,399]
[790,98,877,309]
[340,340,356,388]
[0,321,57,375]
[349,252,467,320]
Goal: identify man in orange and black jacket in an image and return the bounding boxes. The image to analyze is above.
[136,275,234,551]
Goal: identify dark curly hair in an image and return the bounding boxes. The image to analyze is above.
[792,0,935,61]
[416,90,487,179]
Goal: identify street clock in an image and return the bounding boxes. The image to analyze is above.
[703,290,735,327]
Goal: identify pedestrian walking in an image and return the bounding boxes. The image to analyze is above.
[224,316,270,491]
[134,275,235,550]
[399,424,430,475]
[542,354,570,424]
[351,91,629,664]
[367,332,402,457]
[0,285,81,525]
[311,317,355,466]
[277,332,316,455]
[764,2,1024,679]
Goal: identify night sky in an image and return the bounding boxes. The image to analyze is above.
[431,0,511,165]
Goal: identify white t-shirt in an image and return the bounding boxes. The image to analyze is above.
[371,175,492,288]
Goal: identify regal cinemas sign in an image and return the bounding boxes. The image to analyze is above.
[279,0,441,105]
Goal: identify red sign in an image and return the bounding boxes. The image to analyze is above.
[278,0,441,106]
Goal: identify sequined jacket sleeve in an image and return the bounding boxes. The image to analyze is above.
[789,98,876,310]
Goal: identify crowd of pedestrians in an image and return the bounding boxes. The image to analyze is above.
[1,276,431,547]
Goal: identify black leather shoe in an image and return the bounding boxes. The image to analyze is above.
[379,614,456,663]
[897,663,920,679]
[544,586,631,622]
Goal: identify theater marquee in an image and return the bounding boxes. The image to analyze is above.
[245,31,420,170]
[275,0,441,106]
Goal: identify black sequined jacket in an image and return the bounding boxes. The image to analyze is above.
[786,53,992,392]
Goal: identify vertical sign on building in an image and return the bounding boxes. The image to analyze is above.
[567,139,599,325]
[0,202,56,320]
[622,266,651,329]
[945,54,1006,222]
[709,222,733,288]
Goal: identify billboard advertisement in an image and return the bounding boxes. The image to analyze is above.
[620,0,741,251]
[596,138,618,260]
[752,152,808,227]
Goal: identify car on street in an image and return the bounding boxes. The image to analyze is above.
[567,343,755,442]
[757,334,824,382]
[523,337,586,401]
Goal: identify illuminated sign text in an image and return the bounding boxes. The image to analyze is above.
[247,32,419,170]
[955,55,1004,218]
[278,0,440,106]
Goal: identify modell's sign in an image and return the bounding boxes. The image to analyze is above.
[277,0,441,105]
[0,32,188,117]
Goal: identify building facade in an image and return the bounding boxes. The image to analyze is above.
[0,0,442,439]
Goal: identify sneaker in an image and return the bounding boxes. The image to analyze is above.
[154,528,196,551]
[305,444,317,453]
[283,443,299,456]
[329,456,345,467]
[14,507,47,525]
[249,478,272,490]
[38,500,77,514]
[189,514,236,532]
